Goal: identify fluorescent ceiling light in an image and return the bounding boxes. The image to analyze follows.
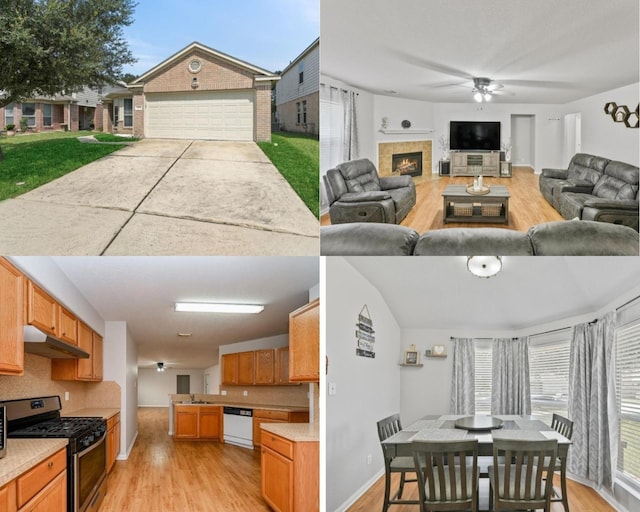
[174,302,264,314]
[467,256,502,278]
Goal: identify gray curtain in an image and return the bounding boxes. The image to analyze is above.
[491,337,531,415]
[568,312,618,489]
[450,338,475,414]
[342,90,359,161]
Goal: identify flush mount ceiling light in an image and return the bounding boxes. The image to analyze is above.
[157,362,165,372]
[174,302,264,314]
[177,332,192,337]
[467,256,503,278]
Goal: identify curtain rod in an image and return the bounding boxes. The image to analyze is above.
[319,83,359,95]
[616,294,640,311]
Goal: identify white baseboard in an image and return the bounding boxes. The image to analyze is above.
[116,430,138,461]
[333,468,385,512]
[137,404,169,408]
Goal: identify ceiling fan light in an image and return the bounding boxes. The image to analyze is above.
[484,92,492,101]
[473,91,483,102]
[157,362,165,372]
[174,302,264,314]
[467,256,502,278]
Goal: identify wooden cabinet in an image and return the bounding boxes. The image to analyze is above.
[221,353,238,385]
[253,409,309,448]
[174,405,222,440]
[0,481,16,512]
[16,448,66,511]
[261,430,319,512]
[26,282,58,338]
[254,349,275,384]
[450,151,500,177]
[237,351,255,385]
[275,347,290,384]
[107,412,121,473]
[51,323,103,382]
[0,258,24,376]
[57,306,77,346]
[289,299,320,382]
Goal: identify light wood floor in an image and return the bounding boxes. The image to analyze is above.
[347,472,616,512]
[101,407,270,512]
[321,167,564,232]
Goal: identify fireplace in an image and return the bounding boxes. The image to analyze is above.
[392,151,422,177]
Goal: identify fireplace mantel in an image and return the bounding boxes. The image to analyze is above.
[379,128,433,134]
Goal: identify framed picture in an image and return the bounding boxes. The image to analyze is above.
[404,350,419,365]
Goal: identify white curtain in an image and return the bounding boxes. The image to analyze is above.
[450,338,475,414]
[491,337,531,415]
[320,84,344,209]
[342,90,359,161]
[568,312,619,489]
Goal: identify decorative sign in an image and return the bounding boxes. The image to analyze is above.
[356,304,375,358]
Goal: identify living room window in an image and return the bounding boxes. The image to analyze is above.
[474,340,492,415]
[123,98,133,128]
[5,102,14,127]
[42,104,52,127]
[616,313,640,487]
[21,102,36,128]
[529,330,571,424]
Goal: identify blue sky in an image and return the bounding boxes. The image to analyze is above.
[122,0,319,76]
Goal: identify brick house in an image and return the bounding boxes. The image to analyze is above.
[1,87,103,132]
[275,38,319,136]
[102,42,280,141]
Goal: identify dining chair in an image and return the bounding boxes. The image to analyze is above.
[489,438,558,512]
[377,414,419,511]
[412,439,479,512]
[550,414,574,511]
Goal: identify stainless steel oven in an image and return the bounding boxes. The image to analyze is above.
[75,427,106,512]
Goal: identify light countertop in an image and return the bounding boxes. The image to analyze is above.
[61,408,120,420]
[260,422,319,442]
[172,401,308,413]
[0,438,68,488]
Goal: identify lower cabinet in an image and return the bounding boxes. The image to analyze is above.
[174,405,222,440]
[18,470,66,512]
[107,412,121,473]
[0,481,16,512]
[253,410,310,449]
[261,430,319,512]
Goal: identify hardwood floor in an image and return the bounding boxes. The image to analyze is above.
[347,472,616,512]
[321,167,564,232]
[101,407,270,512]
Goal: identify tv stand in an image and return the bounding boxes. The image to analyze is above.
[450,151,500,177]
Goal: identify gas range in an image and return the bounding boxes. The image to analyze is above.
[9,416,106,452]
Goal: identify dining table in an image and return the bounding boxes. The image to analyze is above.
[381,414,572,510]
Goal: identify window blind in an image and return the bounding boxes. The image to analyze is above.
[474,340,492,414]
[616,320,640,482]
[529,337,570,423]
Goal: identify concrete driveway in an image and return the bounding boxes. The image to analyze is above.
[0,140,319,255]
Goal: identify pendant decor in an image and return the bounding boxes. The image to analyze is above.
[604,102,639,128]
[355,304,375,358]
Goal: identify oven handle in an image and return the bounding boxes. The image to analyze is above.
[76,429,106,458]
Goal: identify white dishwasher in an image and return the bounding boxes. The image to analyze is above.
[223,406,253,449]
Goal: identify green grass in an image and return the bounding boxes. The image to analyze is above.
[258,132,319,217]
[0,131,130,200]
[93,133,140,142]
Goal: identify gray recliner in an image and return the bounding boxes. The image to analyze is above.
[325,158,416,224]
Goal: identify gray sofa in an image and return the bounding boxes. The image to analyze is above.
[539,154,639,231]
[324,158,416,224]
[320,221,639,256]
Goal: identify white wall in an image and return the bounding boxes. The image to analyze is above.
[203,364,220,394]
[511,115,535,166]
[562,82,639,166]
[138,368,204,406]
[326,257,402,512]
[218,333,288,360]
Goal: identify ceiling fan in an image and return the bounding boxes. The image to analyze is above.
[469,77,506,103]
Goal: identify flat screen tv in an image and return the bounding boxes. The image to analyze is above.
[450,121,500,151]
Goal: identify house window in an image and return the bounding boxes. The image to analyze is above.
[296,102,301,124]
[4,102,14,127]
[302,100,307,124]
[123,98,133,128]
[114,105,119,127]
[529,331,571,424]
[298,61,304,84]
[42,104,52,127]
[21,102,36,128]
[616,316,640,486]
[474,340,492,415]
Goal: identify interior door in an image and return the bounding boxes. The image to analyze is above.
[177,375,190,394]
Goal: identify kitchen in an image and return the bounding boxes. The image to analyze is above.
[0,256,319,512]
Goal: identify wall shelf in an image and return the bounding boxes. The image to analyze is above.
[379,129,433,135]
[424,355,447,359]
[399,363,424,367]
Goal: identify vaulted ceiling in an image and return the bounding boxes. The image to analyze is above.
[344,257,640,331]
[321,0,639,103]
[52,257,319,369]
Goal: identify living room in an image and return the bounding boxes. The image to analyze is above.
[320,0,639,255]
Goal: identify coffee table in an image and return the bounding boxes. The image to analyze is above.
[442,184,510,224]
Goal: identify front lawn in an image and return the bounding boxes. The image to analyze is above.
[258,132,319,217]
[0,132,131,201]
[93,133,140,142]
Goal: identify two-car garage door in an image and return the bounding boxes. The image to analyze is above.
[145,91,254,140]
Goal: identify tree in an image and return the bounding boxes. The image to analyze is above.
[0,0,137,109]
[119,72,138,85]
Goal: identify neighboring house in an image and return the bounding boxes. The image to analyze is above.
[0,87,103,132]
[101,42,280,141]
[275,38,319,136]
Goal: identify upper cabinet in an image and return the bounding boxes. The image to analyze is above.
[0,258,24,375]
[26,281,59,337]
[58,306,78,346]
[289,299,320,382]
[255,349,275,385]
[51,322,103,382]
[275,347,290,385]
[237,351,255,385]
[221,353,238,385]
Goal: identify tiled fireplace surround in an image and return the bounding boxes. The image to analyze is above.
[378,140,433,178]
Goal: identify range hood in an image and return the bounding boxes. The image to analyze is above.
[23,326,90,359]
